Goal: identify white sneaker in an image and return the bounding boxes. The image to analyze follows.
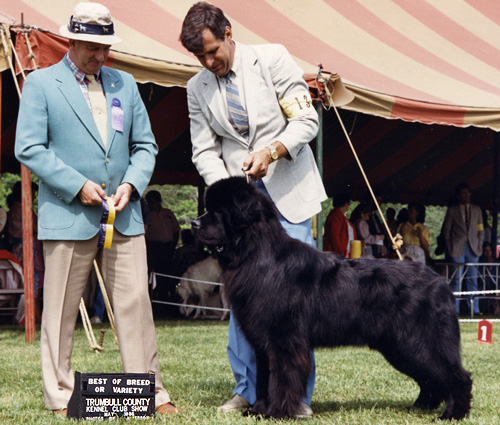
[90,316,102,325]
[295,401,314,419]
[217,394,249,412]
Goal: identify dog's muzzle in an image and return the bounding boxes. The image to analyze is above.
[191,218,201,231]
[191,215,225,253]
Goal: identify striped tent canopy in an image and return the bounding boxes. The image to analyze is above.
[1,0,500,206]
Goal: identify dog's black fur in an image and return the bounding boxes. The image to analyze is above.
[192,177,472,420]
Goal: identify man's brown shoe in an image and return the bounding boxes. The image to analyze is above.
[52,408,67,417]
[156,402,181,415]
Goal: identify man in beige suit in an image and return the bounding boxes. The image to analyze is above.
[443,183,484,315]
[180,2,326,417]
[15,3,179,416]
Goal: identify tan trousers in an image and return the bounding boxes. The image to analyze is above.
[40,232,170,410]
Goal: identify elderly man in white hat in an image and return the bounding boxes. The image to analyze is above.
[15,2,179,416]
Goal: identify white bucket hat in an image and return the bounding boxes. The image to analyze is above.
[59,2,122,45]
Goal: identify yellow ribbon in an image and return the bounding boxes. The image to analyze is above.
[97,197,115,249]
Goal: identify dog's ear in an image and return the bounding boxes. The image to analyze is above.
[206,177,251,211]
[236,187,276,223]
[206,177,278,228]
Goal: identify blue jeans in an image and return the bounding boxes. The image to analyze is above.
[227,180,316,405]
[451,242,480,315]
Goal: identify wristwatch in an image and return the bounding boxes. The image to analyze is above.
[265,145,279,162]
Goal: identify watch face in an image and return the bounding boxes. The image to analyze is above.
[271,149,279,160]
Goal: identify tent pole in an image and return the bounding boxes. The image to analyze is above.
[9,28,36,341]
[492,132,499,250]
[0,71,2,176]
[315,102,324,251]
[21,165,36,342]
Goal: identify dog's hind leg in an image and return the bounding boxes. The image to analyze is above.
[377,345,446,410]
[438,366,472,420]
[409,362,471,420]
[413,380,445,411]
[411,326,472,420]
[378,343,472,420]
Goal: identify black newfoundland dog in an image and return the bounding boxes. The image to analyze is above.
[192,177,472,420]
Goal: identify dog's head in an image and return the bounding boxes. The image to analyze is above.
[191,177,279,263]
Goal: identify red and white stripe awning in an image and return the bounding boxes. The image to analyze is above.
[2,0,499,130]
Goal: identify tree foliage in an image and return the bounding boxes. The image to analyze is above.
[0,172,39,213]
[145,184,199,230]
[0,173,21,210]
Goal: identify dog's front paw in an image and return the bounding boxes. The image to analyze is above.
[242,399,267,417]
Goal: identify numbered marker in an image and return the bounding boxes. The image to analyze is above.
[476,319,493,344]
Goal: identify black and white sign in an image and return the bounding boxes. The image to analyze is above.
[67,371,155,420]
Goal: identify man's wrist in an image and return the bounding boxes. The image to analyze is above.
[264,145,279,162]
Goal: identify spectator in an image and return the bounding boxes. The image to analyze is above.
[323,193,357,257]
[145,190,180,274]
[396,208,409,228]
[481,208,492,245]
[350,203,384,258]
[442,183,484,315]
[397,202,430,263]
[384,207,398,254]
[478,242,498,314]
[367,193,386,257]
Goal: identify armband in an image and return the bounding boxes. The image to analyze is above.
[279,91,313,118]
[478,223,484,231]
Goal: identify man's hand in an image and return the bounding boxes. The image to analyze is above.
[79,180,106,206]
[242,142,289,181]
[111,183,133,213]
[242,150,271,181]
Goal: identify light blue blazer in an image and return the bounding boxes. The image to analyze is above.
[15,59,158,240]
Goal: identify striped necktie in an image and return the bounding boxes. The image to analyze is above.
[226,72,249,137]
[87,74,108,147]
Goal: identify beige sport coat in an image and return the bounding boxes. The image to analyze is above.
[187,42,327,224]
[443,203,484,258]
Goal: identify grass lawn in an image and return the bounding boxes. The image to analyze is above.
[0,316,499,424]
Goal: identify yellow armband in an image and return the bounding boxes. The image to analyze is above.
[279,91,313,118]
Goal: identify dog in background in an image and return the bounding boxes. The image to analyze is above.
[177,256,229,320]
[192,176,472,420]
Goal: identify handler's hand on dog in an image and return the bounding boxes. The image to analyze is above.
[242,150,271,181]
